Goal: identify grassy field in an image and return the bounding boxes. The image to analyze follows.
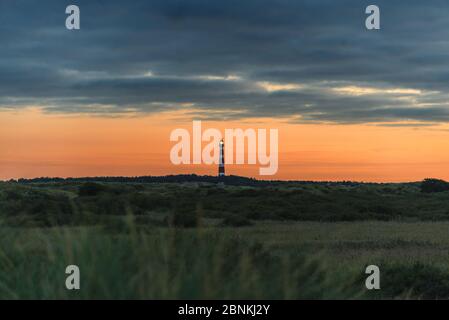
[243,221,449,266]
[2,180,449,299]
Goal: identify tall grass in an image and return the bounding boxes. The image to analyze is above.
[0,219,363,299]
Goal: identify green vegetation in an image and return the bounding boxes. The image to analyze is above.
[420,178,449,193]
[1,180,449,299]
[0,227,363,299]
[3,179,449,226]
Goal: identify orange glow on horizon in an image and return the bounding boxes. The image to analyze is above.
[2,108,449,182]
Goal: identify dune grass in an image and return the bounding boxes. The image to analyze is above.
[2,181,449,299]
[1,220,449,299]
[0,221,364,299]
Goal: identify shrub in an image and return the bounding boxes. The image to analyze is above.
[78,182,106,197]
[420,179,449,193]
[166,200,201,228]
[96,194,127,215]
[168,211,199,228]
[220,215,253,227]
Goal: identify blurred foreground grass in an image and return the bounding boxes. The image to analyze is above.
[2,220,449,299]
[2,181,449,299]
[0,222,363,299]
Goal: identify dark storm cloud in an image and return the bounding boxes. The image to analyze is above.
[2,0,449,124]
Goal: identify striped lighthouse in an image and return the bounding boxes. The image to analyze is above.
[218,139,225,177]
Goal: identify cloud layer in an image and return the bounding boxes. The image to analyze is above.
[2,0,449,124]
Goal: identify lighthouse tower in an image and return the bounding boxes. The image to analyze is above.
[218,139,225,177]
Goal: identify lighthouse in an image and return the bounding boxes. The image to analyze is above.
[218,139,225,177]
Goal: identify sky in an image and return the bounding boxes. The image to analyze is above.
[2,0,449,181]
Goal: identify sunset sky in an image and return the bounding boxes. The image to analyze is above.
[2,0,449,182]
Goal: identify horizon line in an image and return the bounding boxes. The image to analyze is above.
[2,174,434,184]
